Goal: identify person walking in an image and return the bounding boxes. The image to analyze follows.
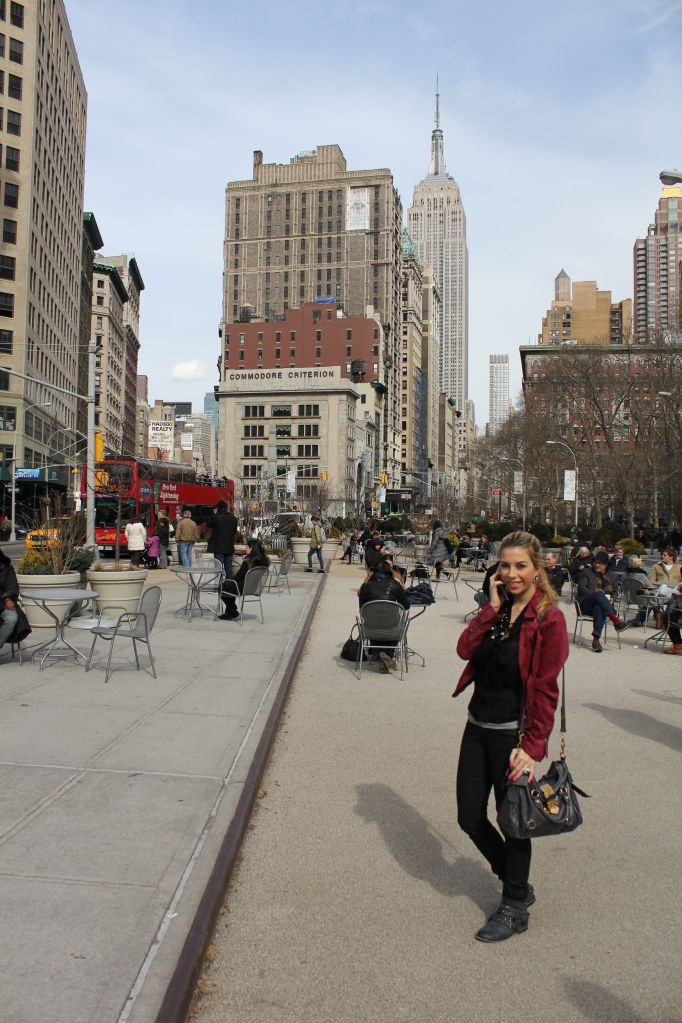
[427,519,449,580]
[157,518,170,569]
[175,509,198,568]
[454,531,570,942]
[0,548,19,651]
[206,500,238,578]
[305,515,325,573]
[124,517,147,567]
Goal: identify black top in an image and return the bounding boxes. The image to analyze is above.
[364,538,384,570]
[157,522,170,546]
[358,574,410,610]
[206,511,238,555]
[0,561,18,602]
[546,564,567,594]
[468,611,524,724]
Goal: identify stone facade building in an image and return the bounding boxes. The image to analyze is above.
[222,144,403,483]
[102,255,144,455]
[91,261,128,453]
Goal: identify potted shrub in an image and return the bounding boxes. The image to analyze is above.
[85,559,148,616]
[322,524,342,563]
[17,510,97,630]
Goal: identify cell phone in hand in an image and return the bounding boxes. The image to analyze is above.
[497,583,511,605]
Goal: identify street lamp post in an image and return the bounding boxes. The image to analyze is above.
[660,169,682,186]
[546,439,578,530]
[9,400,52,541]
[3,340,98,548]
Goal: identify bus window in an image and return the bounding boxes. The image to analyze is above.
[94,498,137,527]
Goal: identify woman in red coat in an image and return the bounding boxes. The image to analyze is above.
[454,531,569,943]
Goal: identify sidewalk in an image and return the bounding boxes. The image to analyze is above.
[0,565,323,1023]
[190,561,681,1023]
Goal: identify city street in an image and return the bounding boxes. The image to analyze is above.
[190,560,680,1023]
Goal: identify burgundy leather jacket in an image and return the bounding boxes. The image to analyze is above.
[454,590,569,761]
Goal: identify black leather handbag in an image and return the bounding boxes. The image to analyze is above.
[340,625,366,662]
[497,670,589,840]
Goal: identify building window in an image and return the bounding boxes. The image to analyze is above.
[275,423,291,437]
[0,403,15,429]
[244,424,265,438]
[6,108,19,135]
[96,294,104,306]
[271,404,291,417]
[2,217,16,244]
[0,292,13,318]
[297,424,319,437]
[8,36,21,63]
[297,403,320,418]
[5,146,18,171]
[0,328,12,353]
[9,3,22,28]
[243,444,265,458]
[346,345,352,357]
[244,404,265,418]
[297,444,319,458]
[276,446,290,457]
[289,331,296,341]
[7,73,20,99]
[0,254,14,279]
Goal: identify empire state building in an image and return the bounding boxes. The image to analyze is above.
[407,87,468,411]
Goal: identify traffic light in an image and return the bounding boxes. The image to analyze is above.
[379,472,388,486]
[94,431,104,463]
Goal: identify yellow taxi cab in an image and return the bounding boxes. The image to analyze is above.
[24,517,71,550]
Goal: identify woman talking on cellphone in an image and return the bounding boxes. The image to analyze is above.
[454,531,569,942]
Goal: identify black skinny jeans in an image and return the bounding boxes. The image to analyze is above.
[456,721,531,902]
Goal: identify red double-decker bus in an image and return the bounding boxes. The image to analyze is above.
[81,456,234,554]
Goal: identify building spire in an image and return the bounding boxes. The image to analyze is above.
[428,76,445,176]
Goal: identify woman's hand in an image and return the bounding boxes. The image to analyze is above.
[3,597,16,611]
[489,571,506,612]
[508,746,536,782]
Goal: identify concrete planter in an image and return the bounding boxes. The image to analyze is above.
[290,538,310,566]
[322,539,342,562]
[85,567,148,617]
[17,571,81,630]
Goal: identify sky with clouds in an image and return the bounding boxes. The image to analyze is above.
[66,0,681,425]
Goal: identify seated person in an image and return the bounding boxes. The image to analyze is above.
[364,532,385,571]
[219,538,269,621]
[0,548,19,651]
[455,533,473,567]
[545,551,568,595]
[649,548,682,585]
[358,553,405,590]
[343,531,361,564]
[576,552,627,652]
[358,559,410,673]
[608,545,628,574]
[663,582,682,656]
[569,546,593,581]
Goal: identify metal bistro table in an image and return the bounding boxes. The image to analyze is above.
[172,564,225,621]
[22,588,101,670]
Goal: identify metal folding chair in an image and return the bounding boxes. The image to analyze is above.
[355,600,409,680]
[86,586,162,683]
[268,551,293,594]
[222,566,269,624]
[573,599,620,650]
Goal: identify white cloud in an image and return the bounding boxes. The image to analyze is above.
[172,361,207,381]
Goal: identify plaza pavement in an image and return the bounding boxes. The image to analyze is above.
[0,564,323,1023]
[189,560,681,1023]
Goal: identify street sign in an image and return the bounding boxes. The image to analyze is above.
[491,487,501,496]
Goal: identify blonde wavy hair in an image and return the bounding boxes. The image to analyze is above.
[499,531,559,620]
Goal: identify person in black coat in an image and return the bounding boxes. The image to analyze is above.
[364,533,385,570]
[358,560,410,672]
[0,548,19,650]
[156,518,170,568]
[544,551,568,595]
[206,500,238,578]
[219,538,269,620]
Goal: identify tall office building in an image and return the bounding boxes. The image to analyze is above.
[633,186,682,343]
[407,85,468,412]
[102,255,144,455]
[0,0,87,473]
[222,144,403,481]
[488,354,509,432]
[538,271,632,345]
[91,261,128,453]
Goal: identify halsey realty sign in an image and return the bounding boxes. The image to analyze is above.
[148,420,174,458]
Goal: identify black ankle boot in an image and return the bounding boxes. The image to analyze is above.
[475,899,528,942]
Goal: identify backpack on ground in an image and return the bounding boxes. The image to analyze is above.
[406,582,435,605]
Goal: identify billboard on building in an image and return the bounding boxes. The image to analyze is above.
[148,421,174,460]
[346,187,370,232]
[180,431,193,451]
